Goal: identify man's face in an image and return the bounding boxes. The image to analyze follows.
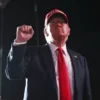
[45,16,70,43]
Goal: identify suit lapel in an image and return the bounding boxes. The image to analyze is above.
[39,44,57,92]
[67,49,79,100]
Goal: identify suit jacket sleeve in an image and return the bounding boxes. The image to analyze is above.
[83,57,92,100]
[5,43,29,80]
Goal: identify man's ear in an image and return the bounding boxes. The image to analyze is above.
[67,26,70,36]
[44,27,49,36]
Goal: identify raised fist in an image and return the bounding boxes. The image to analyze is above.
[15,25,34,43]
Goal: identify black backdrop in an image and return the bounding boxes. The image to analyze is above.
[0,0,99,100]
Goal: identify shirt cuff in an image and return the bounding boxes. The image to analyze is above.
[13,41,27,46]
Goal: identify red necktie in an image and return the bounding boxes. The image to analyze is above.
[57,47,72,100]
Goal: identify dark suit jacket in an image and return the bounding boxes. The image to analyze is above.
[5,44,92,100]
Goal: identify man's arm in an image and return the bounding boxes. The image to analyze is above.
[5,43,28,80]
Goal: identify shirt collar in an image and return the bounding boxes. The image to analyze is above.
[48,43,58,55]
[48,43,68,56]
[62,44,68,56]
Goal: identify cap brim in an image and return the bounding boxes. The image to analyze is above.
[47,13,68,24]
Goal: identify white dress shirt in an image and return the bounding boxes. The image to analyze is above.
[48,43,74,100]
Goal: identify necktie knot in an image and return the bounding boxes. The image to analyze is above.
[57,47,63,54]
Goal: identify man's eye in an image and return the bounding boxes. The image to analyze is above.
[50,21,65,24]
[50,21,55,23]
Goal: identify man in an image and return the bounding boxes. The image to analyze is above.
[5,9,92,100]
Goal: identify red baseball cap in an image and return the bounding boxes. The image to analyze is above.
[44,8,68,26]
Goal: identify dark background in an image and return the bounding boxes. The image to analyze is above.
[0,0,99,100]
